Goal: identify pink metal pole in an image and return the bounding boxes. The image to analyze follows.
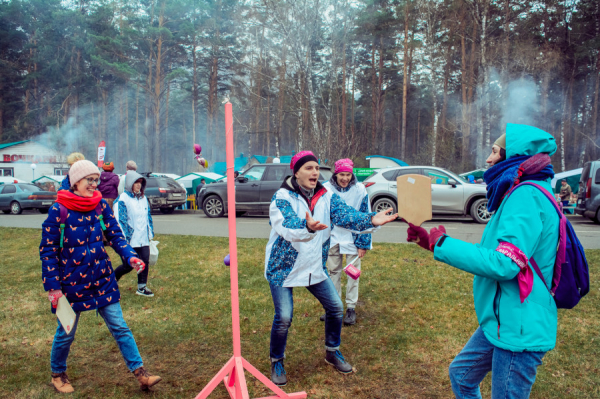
[195,103,306,399]
[225,102,242,358]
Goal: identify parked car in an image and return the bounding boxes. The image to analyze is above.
[199,164,332,218]
[364,166,491,224]
[0,183,57,214]
[575,160,600,223]
[141,173,188,214]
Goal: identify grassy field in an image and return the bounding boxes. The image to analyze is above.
[0,227,598,399]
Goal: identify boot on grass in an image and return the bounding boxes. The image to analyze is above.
[51,372,74,393]
[134,366,162,390]
[270,359,287,386]
[325,350,353,374]
[343,308,356,325]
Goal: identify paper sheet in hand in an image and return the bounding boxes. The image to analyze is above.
[56,296,76,335]
[396,174,432,226]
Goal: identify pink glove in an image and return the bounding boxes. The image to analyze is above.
[428,226,447,251]
[130,257,146,274]
[48,289,63,308]
[407,223,430,251]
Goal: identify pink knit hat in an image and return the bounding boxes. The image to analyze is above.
[290,151,318,173]
[69,160,100,187]
[334,158,354,174]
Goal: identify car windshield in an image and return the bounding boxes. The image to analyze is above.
[19,184,42,192]
[440,168,468,183]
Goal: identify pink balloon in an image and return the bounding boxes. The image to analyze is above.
[193,144,202,155]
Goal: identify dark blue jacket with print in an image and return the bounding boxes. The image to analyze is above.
[40,199,138,313]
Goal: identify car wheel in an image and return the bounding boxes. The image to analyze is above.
[203,195,224,218]
[10,201,22,215]
[470,198,490,224]
[39,208,50,214]
[372,197,397,216]
[593,207,600,224]
[160,207,175,214]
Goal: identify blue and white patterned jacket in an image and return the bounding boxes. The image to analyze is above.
[324,175,372,254]
[265,177,378,287]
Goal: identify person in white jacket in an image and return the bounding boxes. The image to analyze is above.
[113,171,155,297]
[265,151,397,387]
[322,158,371,326]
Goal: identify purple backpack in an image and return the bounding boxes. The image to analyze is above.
[507,182,590,309]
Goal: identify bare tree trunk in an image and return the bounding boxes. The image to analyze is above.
[401,2,410,160]
[431,90,438,166]
[341,41,347,141]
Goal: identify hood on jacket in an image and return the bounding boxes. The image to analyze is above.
[125,171,146,195]
[506,123,557,159]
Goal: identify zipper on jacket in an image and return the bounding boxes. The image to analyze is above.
[309,273,311,286]
[493,282,502,339]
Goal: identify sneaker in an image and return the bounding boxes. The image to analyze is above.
[136,287,154,297]
[133,366,162,390]
[343,308,356,326]
[319,314,325,322]
[270,359,287,386]
[51,372,74,393]
[325,350,353,374]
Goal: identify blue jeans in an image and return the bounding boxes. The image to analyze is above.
[449,327,546,399]
[50,302,143,373]
[270,278,344,360]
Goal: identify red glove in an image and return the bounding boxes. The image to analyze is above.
[407,223,447,252]
[48,289,63,308]
[428,226,447,251]
[407,223,430,251]
[130,257,146,274]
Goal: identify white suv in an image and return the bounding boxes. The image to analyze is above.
[364,166,491,224]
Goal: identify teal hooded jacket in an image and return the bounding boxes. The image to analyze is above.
[434,124,560,352]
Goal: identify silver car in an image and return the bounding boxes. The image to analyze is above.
[364,166,491,224]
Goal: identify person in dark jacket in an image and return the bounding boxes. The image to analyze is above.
[41,160,161,393]
[98,161,120,209]
[59,152,85,191]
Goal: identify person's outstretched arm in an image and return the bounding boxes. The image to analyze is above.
[330,193,396,232]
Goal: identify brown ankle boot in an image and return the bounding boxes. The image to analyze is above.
[51,372,74,393]
[133,366,162,390]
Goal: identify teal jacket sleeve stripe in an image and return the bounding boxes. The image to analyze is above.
[434,185,545,280]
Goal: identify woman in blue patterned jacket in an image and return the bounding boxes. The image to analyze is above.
[265,151,397,386]
[40,160,161,393]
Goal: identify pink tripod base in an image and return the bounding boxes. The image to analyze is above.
[194,356,306,399]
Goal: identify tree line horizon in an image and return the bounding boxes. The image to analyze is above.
[0,0,598,175]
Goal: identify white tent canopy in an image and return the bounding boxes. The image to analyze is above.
[176,172,224,188]
[551,168,583,190]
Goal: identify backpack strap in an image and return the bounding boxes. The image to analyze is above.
[95,203,106,231]
[507,182,567,294]
[58,204,68,248]
[530,257,550,292]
